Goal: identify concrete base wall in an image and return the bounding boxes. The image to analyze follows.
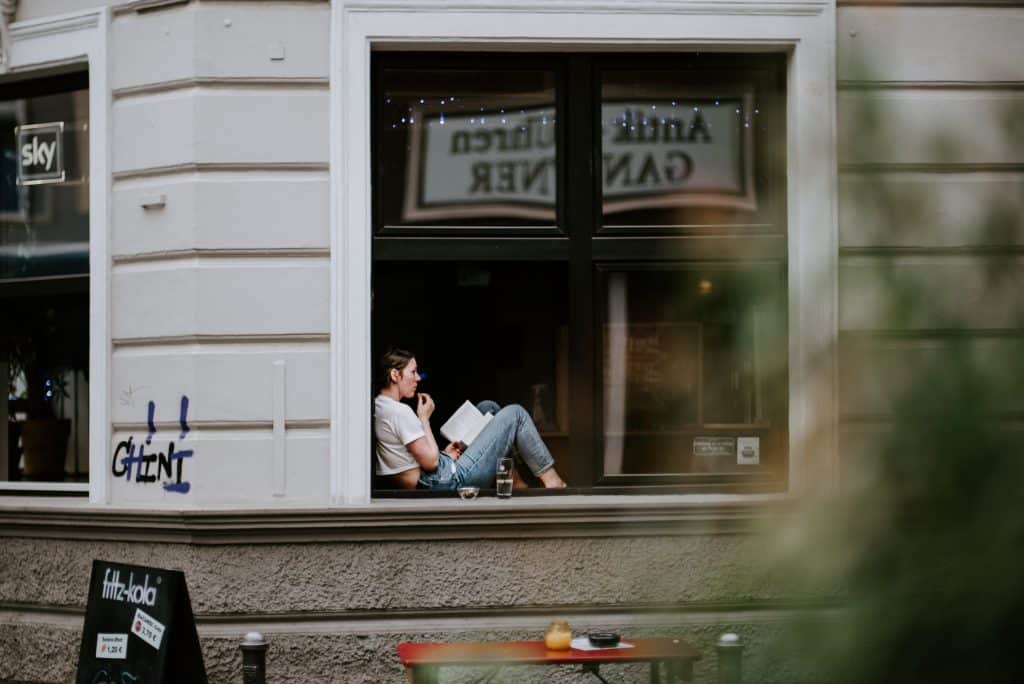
[0,534,818,683]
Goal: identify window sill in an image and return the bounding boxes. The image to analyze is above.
[0,493,793,544]
[0,482,88,495]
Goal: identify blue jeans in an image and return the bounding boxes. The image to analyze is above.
[419,401,555,490]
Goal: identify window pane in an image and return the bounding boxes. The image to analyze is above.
[601,265,786,478]
[1,89,89,279]
[370,54,790,493]
[2,73,90,484]
[599,58,785,230]
[372,262,570,490]
[377,67,557,228]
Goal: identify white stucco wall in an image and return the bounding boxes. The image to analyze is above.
[15,0,119,21]
[106,1,332,506]
[835,4,1024,460]
[6,0,841,506]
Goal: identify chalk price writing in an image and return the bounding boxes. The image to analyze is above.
[111,395,194,494]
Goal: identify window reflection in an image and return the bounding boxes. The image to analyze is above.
[372,53,788,491]
[1,89,89,279]
[601,94,755,214]
[602,267,785,476]
[600,66,783,229]
[2,73,90,484]
[377,68,557,227]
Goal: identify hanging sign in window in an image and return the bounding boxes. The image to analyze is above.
[15,121,65,185]
[601,96,757,213]
[401,91,756,222]
[403,105,557,222]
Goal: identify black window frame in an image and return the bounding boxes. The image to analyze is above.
[1,68,91,487]
[371,51,789,496]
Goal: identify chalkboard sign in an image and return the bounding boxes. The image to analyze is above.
[76,560,207,684]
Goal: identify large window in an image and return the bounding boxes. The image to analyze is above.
[372,53,787,494]
[1,71,90,485]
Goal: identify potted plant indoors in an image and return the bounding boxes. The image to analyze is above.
[2,299,83,481]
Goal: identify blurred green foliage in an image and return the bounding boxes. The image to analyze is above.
[757,64,1024,684]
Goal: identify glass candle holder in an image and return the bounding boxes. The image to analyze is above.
[544,620,572,650]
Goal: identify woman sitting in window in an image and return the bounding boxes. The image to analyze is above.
[374,347,567,490]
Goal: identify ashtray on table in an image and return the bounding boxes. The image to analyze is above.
[588,633,621,648]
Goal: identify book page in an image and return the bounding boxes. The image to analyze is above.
[439,400,482,444]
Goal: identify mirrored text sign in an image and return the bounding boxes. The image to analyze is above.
[401,93,755,222]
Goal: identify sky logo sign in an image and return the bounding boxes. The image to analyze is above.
[15,122,65,185]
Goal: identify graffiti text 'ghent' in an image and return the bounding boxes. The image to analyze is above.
[111,395,194,494]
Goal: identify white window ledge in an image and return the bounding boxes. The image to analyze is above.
[0,493,794,543]
[0,482,89,494]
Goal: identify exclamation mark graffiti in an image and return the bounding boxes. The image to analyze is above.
[179,395,190,439]
[163,395,194,494]
[145,400,156,444]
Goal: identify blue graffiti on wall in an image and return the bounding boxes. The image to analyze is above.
[111,395,194,494]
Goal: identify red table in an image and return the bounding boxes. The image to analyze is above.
[398,637,701,683]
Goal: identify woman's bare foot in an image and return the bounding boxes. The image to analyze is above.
[539,468,567,488]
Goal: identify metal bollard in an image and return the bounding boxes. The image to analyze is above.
[240,631,268,684]
[716,632,743,684]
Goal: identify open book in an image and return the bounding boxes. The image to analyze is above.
[439,400,494,448]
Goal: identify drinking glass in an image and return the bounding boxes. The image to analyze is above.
[496,457,514,498]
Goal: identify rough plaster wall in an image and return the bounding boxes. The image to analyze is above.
[0,535,832,682]
[0,622,82,683]
[0,619,817,684]
[0,536,812,614]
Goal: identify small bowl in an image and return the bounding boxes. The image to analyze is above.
[457,486,479,500]
[588,632,621,648]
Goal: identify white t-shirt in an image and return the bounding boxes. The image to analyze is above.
[374,395,425,475]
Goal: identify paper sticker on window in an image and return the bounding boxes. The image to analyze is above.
[693,437,736,458]
[737,436,760,465]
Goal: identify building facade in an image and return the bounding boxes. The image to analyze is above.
[1,0,1021,681]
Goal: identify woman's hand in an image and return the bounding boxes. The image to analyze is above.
[442,442,464,460]
[416,392,435,420]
